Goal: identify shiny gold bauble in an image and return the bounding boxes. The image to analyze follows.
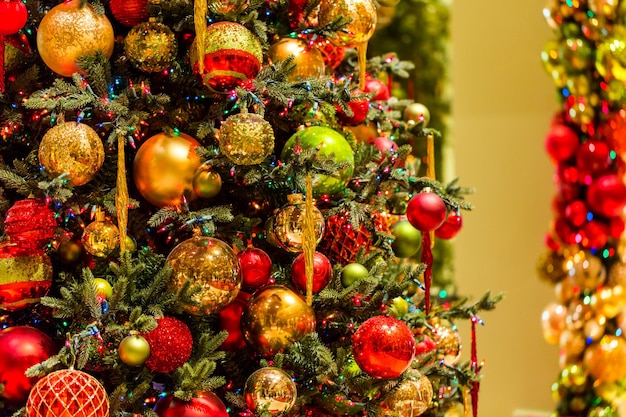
[219,112,275,165]
[559,329,586,365]
[36,0,114,77]
[566,300,594,331]
[583,335,626,383]
[118,334,150,367]
[541,302,568,345]
[382,374,433,417]
[272,193,325,253]
[4,33,31,73]
[318,0,377,48]
[565,250,607,290]
[192,168,222,199]
[124,21,177,73]
[608,260,626,287]
[38,122,105,187]
[92,278,113,300]
[583,315,606,342]
[81,216,120,258]
[57,239,83,265]
[592,285,626,318]
[244,367,297,415]
[427,319,461,366]
[268,37,326,82]
[166,236,241,316]
[403,102,431,128]
[241,285,316,356]
[133,132,202,208]
[536,250,568,284]
[589,0,618,17]
[597,32,626,82]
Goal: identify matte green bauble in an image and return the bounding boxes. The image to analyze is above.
[391,219,422,258]
[281,126,354,196]
[341,263,369,287]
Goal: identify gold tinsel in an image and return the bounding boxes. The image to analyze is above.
[116,135,128,253]
[194,0,207,74]
[303,174,315,306]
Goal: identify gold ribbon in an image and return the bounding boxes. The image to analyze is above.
[303,174,315,306]
[116,135,129,253]
[194,0,207,74]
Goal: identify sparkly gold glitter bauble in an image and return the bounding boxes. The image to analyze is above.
[536,250,568,284]
[597,27,626,82]
[583,335,626,382]
[565,251,607,290]
[318,0,376,48]
[38,122,105,186]
[0,247,52,312]
[592,285,626,318]
[209,0,249,14]
[558,363,588,391]
[166,236,242,315]
[133,132,201,208]
[241,285,316,356]
[219,112,275,165]
[244,367,297,415]
[268,37,326,82]
[124,21,177,73]
[81,212,120,258]
[382,374,433,417]
[118,334,150,367]
[272,193,325,253]
[403,102,430,128]
[193,168,222,199]
[566,300,594,330]
[559,329,586,364]
[36,0,114,77]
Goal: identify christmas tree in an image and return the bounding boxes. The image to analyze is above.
[0,0,500,416]
[539,1,626,416]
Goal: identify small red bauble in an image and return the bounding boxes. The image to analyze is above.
[554,218,577,245]
[142,317,193,373]
[406,192,447,232]
[0,326,56,404]
[557,181,581,202]
[0,0,28,35]
[564,200,588,228]
[4,198,56,251]
[238,246,273,290]
[155,391,228,417]
[369,136,397,165]
[545,124,579,163]
[109,0,149,27]
[586,174,626,218]
[291,251,332,293]
[352,316,415,379]
[435,211,463,240]
[580,220,608,249]
[609,216,626,238]
[414,334,437,357]
[576,140,612,181]
[336,93,370,126]
[218,291,251,351]
[364,77,390,101]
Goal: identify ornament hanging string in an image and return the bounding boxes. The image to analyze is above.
[116,135,129,253]
[194,0,207,74]
[303,174,315,306]
[470,315,480,417]
[421,133,436,315]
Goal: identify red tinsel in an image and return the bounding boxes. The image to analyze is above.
[142,317,193,373]
[4,199,56,251]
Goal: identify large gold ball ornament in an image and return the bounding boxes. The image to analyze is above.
[318,0,377,48]
[382,374,433,417]
[403,102,431,128]
[193,168,222,199]
[81,215,120,258]
[219,112,275,165]
[118,334,150,366]
[584,335,626,383]
[565,250,607,290]
[166,236,242,315]
[268,37,326,82]
[133,132,202,208]
[38,122,105,187]
[244,367,297,415]
[272,193,325,253]
[241,285,316,356]
[36,0,114,77]
[124,21,177,73]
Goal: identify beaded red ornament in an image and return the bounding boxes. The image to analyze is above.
[4,198,56,251]
[142,316,193,373]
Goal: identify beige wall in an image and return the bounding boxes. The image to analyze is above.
[450,1,560,416]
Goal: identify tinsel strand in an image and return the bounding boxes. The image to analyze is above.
[303,174,315,306]
[194,0,207,74]
[470,316,479,417]
[116,135,129,253]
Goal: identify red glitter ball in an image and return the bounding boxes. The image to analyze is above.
[142,317,193,373]
[4,199,56,251]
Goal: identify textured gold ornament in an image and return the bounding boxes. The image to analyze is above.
[36,0,114,77]
[382,374,433,417]
[272,193,325,253]
[133,131,202,208]
[166,236,242,315]
[38,122,105,187]
[219,111,275,165]
[244,367,297,415]
[268,38,326,82]
[81,210,120,258]
[118,335,150,367]
[241,285,316,356]
[124,21,177,73]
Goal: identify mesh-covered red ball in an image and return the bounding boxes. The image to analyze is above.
[142,317,193,373]
[4,199,56,250]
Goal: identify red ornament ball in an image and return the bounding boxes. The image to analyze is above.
[576,139,612,180]
[155,391,229,417]
[364,77,390,101]
[406,192,447,232]
[26,369,109,417]
[218,291,251,351]
[564,200,588,228]
[291,251,332,293]
[4,198,56,251]
[142,317,193,373]
[0,244,53,312]
[580,220,609,249]
[0,326,56,404]
[238,246,273,290]
[312,36,345,70]
[0,0,28,35]
[352,315,415,379]
[545,124,579,163]
[336,93,370,126]
[435,211,463,240]
[109,0,149,27]
[370,136,398,165]
[610,216,626,238]
[586,174,626,218]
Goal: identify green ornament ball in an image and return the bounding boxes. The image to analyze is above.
[391,219,422,258]
[281,126,354,196]
[341,263,369,287]
[389,296,409,318]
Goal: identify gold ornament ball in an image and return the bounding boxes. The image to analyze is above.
[244,367,297,415]
[272,193,325,253]
[81,216,120,258]
[565,251,607,290]
[597,28,626,82]
[124,235,137,253]
[166,236,242,315]
[124,21,177,73]
[268,37,326,82]
[428,319,461,366]
[382,374,433,417]
[536,250,568,284]
[318,0,377,48]
[118,335,150,367]
[541,302,568,345]
[403,103,431,128]
[193,168,222,199]
[36,0,114,77]
[241,285,316,356]
[219,112,275,165]
[39,122,105,187]
[592,285,626,318]
[93,278,113,300]
[583,335,626,383]
[58,239,83,264]
[133,132,202,208]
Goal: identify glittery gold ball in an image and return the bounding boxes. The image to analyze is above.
[268,37,326,82]
[81,218,120,258]
[36,0,114,77]
[124,21,177,73]
[382,374,433,417]
[219,112,275,165]
[244,367,297,415]
[38,122,105,187]
[166,236,242,316]
[318,0,377,48]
